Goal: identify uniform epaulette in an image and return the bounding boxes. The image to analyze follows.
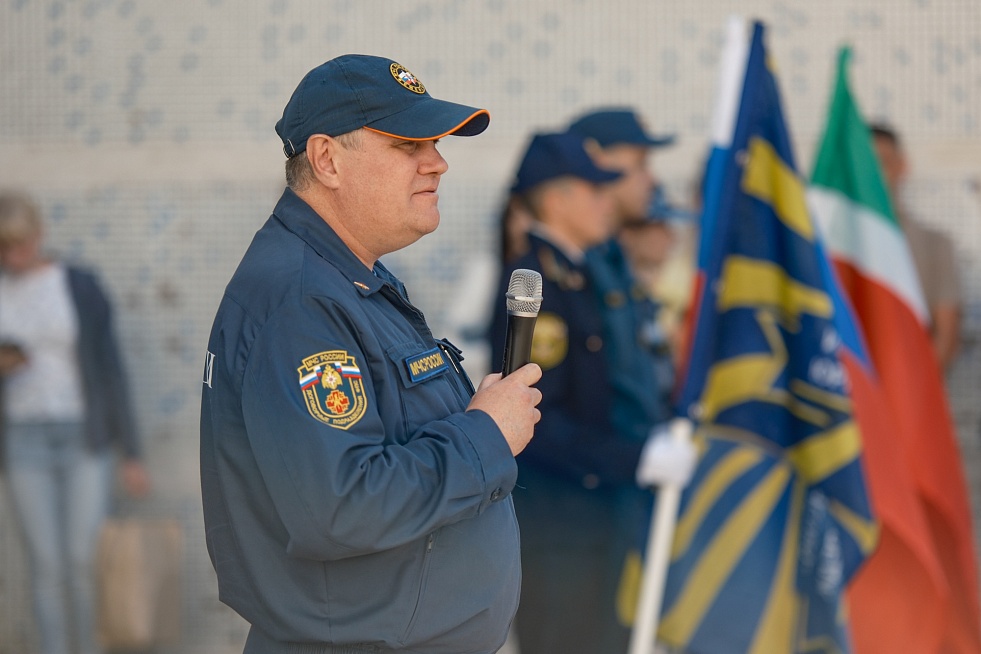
[537,246,585,291]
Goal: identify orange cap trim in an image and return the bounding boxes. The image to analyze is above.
[364,109,490,141]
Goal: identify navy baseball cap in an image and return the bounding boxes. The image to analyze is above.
[511,132,622,195]
[276,54,490,157]
[568,108,674,148]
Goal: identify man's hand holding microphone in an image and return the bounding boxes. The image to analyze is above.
[467,269,544,456]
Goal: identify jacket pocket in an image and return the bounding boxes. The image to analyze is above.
[385,342,464,437]
[399,530,438,644]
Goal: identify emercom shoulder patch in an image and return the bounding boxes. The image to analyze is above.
[298,350,368,430]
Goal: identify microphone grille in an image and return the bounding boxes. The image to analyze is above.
[506,268,543,315]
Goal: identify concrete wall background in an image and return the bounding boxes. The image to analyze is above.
[1,1,980,651]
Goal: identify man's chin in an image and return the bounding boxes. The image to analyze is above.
[413,210,441,238]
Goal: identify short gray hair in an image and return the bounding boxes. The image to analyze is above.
[285,154,314,192]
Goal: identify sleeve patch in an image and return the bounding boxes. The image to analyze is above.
[297,350,368,430]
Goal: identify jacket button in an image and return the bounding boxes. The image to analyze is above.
[605,290,626,308]
[490,488,503,501]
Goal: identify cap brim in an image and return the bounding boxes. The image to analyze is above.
[586,169,623,184]
[511,168,621,195]
[637,134,676,148]
[365,97,490,141]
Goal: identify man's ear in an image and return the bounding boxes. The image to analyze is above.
[581,137,604,160]
[306,134,341,189]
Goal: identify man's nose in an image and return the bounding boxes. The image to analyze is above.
[419,141,449,175]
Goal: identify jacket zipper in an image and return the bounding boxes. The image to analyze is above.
[400,531,438,644]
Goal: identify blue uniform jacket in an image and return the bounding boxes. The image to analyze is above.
[585,240,673,439]
[200,189,520,653]
[489,231,644,488]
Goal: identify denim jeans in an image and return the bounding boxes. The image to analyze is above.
[4,421,112,654]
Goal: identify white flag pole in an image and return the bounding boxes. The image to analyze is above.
[627,417,693,654]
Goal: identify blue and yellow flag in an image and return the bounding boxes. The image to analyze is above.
[658,19,877,653]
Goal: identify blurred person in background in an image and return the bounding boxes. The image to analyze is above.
[618,185,699,368]
[0,190,150,654]
[564,109,698,650]
[497,192,534,265]
[871,123,963,371]
[489,132,695,654]
[568,107,678,444]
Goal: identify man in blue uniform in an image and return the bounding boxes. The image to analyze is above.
[565,108,690,652]
[568,108,678,436]
[489,132,694,654]
[200,54,543,654]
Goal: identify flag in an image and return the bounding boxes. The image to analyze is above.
[809,47,981,654]
[658,18,877,653]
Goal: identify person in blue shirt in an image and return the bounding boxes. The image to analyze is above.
[200,54,543,654]
[489,132,695,654]
[568,108,679,437]
[563,108,692,652]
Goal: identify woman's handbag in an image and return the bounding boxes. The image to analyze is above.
[96,517,183,649]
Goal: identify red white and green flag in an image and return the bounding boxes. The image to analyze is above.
[809,47,981,653]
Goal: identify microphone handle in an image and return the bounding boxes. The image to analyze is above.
[502,314,538,377]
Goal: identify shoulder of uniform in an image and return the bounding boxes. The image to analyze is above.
[536,245,585,291]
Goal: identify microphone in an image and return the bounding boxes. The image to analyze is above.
[502,269,543,377]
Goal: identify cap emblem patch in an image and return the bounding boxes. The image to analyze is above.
[298,350,368,430]
[390,62,426,94]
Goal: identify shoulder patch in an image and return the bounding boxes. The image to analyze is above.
[537,247,585,290]
[298,350,368,430]
[531,312,568,371]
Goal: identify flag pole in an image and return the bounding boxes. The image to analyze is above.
[627,417,692,654]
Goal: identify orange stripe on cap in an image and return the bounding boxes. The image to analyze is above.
[364,109,490,141]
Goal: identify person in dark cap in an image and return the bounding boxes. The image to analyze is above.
[568,108,674,226]
[567,106,679,445]
[200,54,543,654]
[563,108,695,651]
[489,132,695,654]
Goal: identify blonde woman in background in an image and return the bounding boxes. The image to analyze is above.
[0,191,149,654]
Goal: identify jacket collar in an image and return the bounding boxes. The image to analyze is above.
[271,187,398,298]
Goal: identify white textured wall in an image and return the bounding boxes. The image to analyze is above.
[1,1,980,652]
